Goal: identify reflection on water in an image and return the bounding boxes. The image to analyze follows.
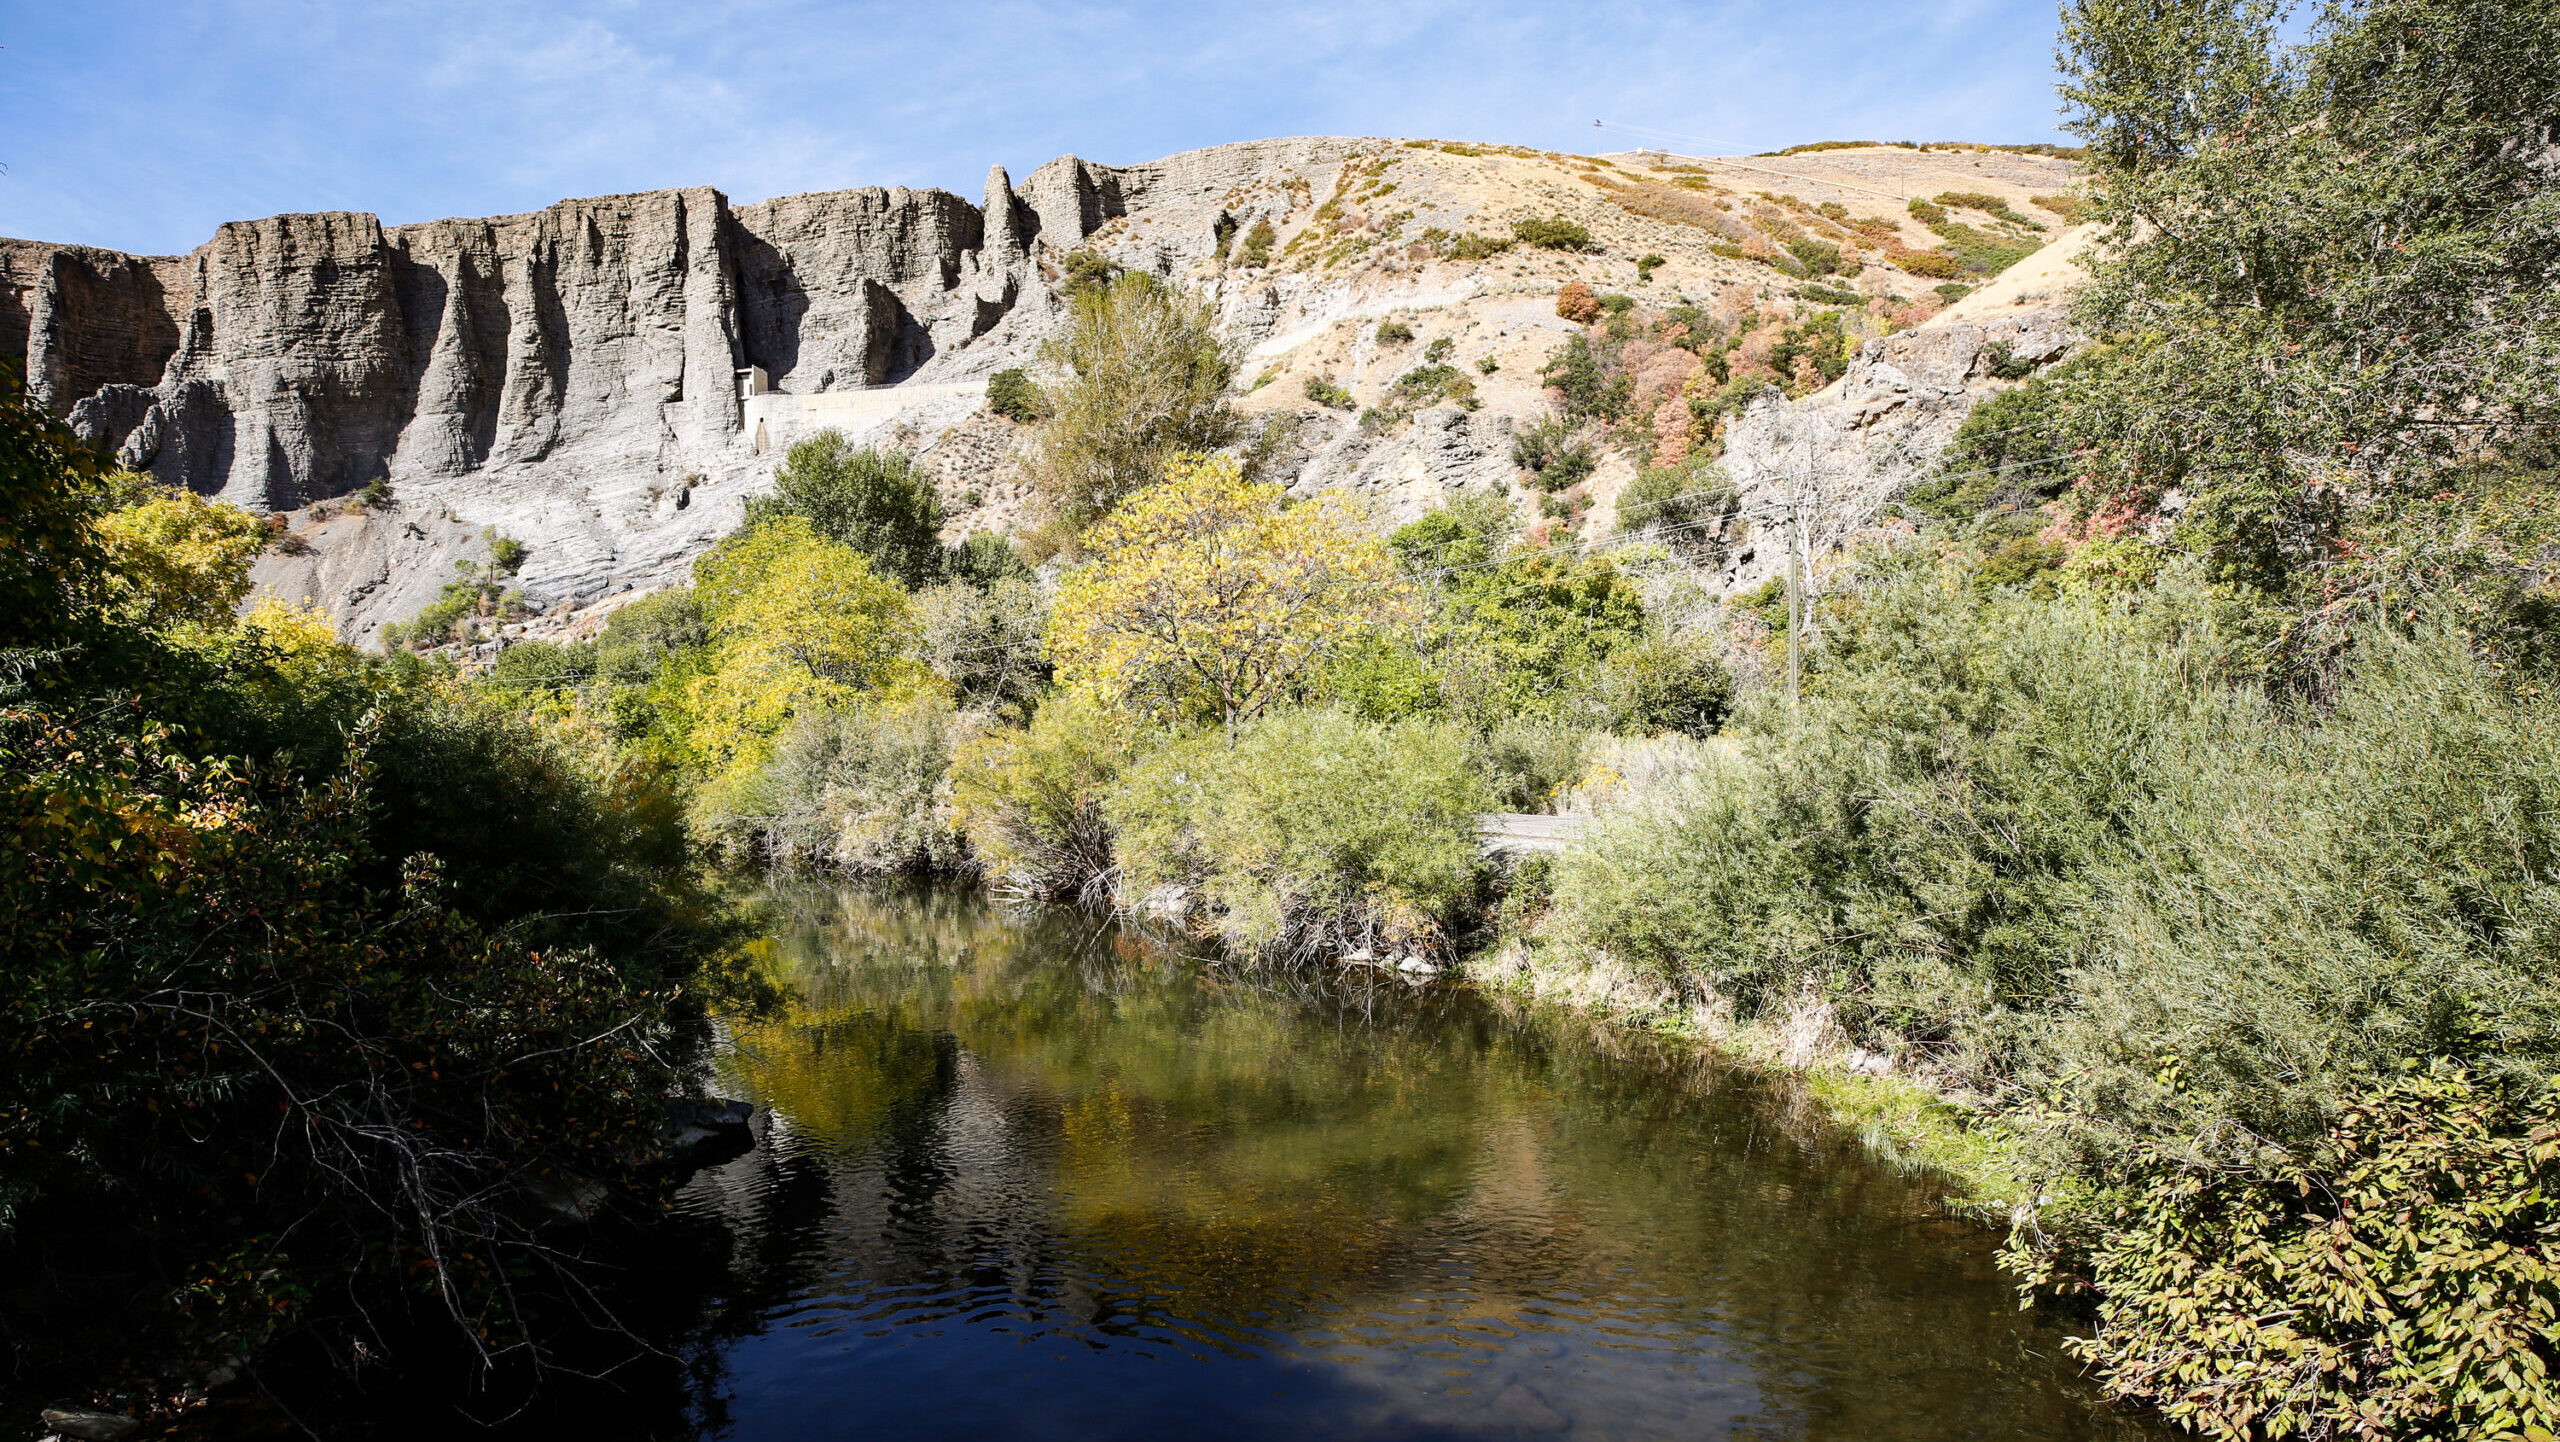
[676,882,2155,1441]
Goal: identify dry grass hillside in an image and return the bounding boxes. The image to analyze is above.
[931,138,2086,588]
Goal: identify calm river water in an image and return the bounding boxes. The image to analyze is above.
[619,882,2159,1442]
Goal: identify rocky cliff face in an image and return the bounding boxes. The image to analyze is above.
[1713,306,2080,595]
[7,164,1090,637]
[13,137,2081,641]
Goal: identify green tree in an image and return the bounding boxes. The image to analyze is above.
[675,516,922,784]
[1032,273,1246,534]
[747,432,945,587]
[2051,0,2560,603]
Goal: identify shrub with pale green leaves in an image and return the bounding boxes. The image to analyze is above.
[744,693,975,875]
[1109,708,1486,960]
[950,691,1136,903]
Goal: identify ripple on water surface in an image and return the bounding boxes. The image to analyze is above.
[663,882,2159,1442]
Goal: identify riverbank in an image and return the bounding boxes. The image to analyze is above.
[1464,941,2048,1230]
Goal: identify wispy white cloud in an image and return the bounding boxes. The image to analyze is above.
[0,0,2072,254]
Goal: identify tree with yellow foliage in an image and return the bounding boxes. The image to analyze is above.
[91,474,269,626]
[1047,456,1411,741]
[674,515,923,783]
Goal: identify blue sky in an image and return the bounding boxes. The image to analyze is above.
[0,1,2075,256]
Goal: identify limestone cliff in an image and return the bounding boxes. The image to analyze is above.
[11,137,2083,641]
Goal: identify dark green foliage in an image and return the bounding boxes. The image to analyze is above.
[1538,334,1631,421]
[1909,365,2080,520]
[1512,216,1597,251]
[1797,283,1865,307]
[486,532,527,574]
[747,433,944,587]
[487,637,596,691]
[1375,319,1415,345]
[0,387,732,1394]
[944,530,1032,590]
[986,367,1042,423]
[1907,197,1948,225]
[1593,636,1734,737]
[1511,420,1595,490]
[1975,532,2067,590]
[1617,458,1739,558]
[1635,253,1665,282]
[0,371,108,651]
[1427,548,1648,725]
[1981,340,2036,380]
[1388,490,1512,574]
[1423,336,1453,363]
[1342,497,1650,728]
[1303,376,1354,408]
[1767,312,1852,391]
[1424,229,1515,260]
[1059,249,1120,298]
[541,588,711,748]
[1476,354,1500,375]
[1661,304,1712,347]
[2049,0,2560,612]
[1783,237,1843,276]
[598,588,708,676]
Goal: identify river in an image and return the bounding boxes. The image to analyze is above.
[613,881,2157,1441]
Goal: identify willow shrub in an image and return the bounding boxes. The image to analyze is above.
[950,692,1135,903]
[1109,708,1486,961]
[2050,620,2560,1168]
[1555,552,2219,1072]
[719,692,975,876]
[1557,549,2560,1151]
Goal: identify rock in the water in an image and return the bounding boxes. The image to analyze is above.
[663,1096,755,1152]
[40,1409,141,1442]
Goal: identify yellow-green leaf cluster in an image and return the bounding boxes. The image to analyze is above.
[674,516,924,782]
[1046,455,1412,735]
[2044,1063,2560,1441]
[92,477,268,627]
